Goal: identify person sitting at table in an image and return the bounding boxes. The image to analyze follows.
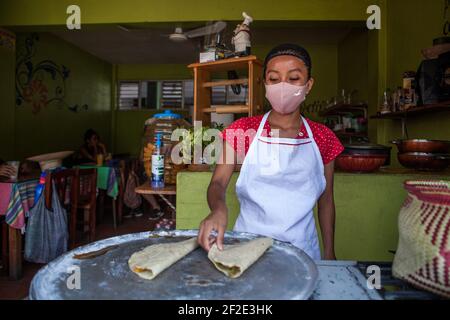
[122,162,164,220]
[76,129,107,164]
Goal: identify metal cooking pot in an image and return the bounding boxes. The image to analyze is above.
[391,139,450,154]
[342,143,392,156]
[342,143,392,166]
[397,152,450,171]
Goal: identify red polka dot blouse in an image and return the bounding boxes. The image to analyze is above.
[221,115,345,165]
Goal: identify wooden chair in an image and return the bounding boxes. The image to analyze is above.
[74,168,97,244]
[46,168,97,248]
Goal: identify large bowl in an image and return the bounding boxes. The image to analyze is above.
[392,139,450,154]
[27,151,74,171]
[336,154,388,173]
[397,152,450,171]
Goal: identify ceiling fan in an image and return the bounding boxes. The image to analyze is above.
[161,21,227,43]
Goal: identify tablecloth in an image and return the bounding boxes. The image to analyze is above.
[0,179,38,231]
[78,165,119,199]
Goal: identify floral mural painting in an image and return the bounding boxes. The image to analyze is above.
[15,33,89,114]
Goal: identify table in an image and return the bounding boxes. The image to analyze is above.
[0,179,38,279]
[135,183,176,219]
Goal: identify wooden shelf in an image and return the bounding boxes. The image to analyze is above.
[188,55,264,124]
[203,105,249,114]
[333,130,368,137]
[203,79,248,87]
[370,101,450,119]
[319,102,367,117]
[188,55,263,72]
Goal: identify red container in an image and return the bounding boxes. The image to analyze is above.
[335,154,388,173]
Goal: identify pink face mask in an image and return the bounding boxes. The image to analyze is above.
[265,82,307,114]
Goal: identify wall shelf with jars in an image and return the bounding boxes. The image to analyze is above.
[370,101,450,119]
[320,101,368,143]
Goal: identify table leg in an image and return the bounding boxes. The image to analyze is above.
[1,221,9,273]
[116,194,123,225]
[112,199,117,230]
[8,226,22,280]
[97,189,105,223]
[159,195,176,220]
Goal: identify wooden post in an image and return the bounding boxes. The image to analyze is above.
[193,67,211,125]
[248,61,264,116]
[8,226,22,280]
[1,221,9,274]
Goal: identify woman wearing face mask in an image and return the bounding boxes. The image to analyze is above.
[197,44,344,260]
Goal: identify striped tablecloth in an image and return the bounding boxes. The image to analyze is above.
[0,179,38,231]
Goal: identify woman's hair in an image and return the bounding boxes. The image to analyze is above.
[263,43,312,79]
[84,129,98,143]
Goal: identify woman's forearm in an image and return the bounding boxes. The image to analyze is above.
[207,181,228,213]
[318,193,336,259]
[318,162,337,259]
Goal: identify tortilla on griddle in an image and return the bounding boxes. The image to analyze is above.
[128,237,198,280]
[208,237,273,278]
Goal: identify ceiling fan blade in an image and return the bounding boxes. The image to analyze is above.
[184,21,226,38]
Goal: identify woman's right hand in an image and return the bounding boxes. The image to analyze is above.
[198,207,228,252]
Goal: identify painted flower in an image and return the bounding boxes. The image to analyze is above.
[23,79,48,114]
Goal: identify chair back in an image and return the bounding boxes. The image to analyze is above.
[45,169,76,209]
[74,168,97,207]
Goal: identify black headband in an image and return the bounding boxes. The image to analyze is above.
[263,43,312,78]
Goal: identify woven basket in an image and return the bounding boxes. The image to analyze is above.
[392,179,450,298]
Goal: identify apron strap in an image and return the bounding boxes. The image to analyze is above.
[256,112,271,138]
[301,116,314,139]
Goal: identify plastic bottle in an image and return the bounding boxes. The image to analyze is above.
[151,133,165,188]
[34,171,47,205]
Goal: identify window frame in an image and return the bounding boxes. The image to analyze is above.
[117,79,190,111]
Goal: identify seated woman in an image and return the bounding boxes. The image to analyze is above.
[76,129,107,164]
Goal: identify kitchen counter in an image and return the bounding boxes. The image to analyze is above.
[311,260,382,300]
[176,169,449,261]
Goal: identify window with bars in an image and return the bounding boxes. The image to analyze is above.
[118,79,247,110]
[118,82,140,109]
[161,81,183,108]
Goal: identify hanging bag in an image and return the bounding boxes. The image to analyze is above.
[24,181,69,264]
[124,171,142,210]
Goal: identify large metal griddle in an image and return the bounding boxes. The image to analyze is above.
[29,230,318,300]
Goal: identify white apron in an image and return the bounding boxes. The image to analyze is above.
[234,111,326,260]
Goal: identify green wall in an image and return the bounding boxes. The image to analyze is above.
[338,29,369,104]
[13,33,112,159]
[0,38,16,160]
